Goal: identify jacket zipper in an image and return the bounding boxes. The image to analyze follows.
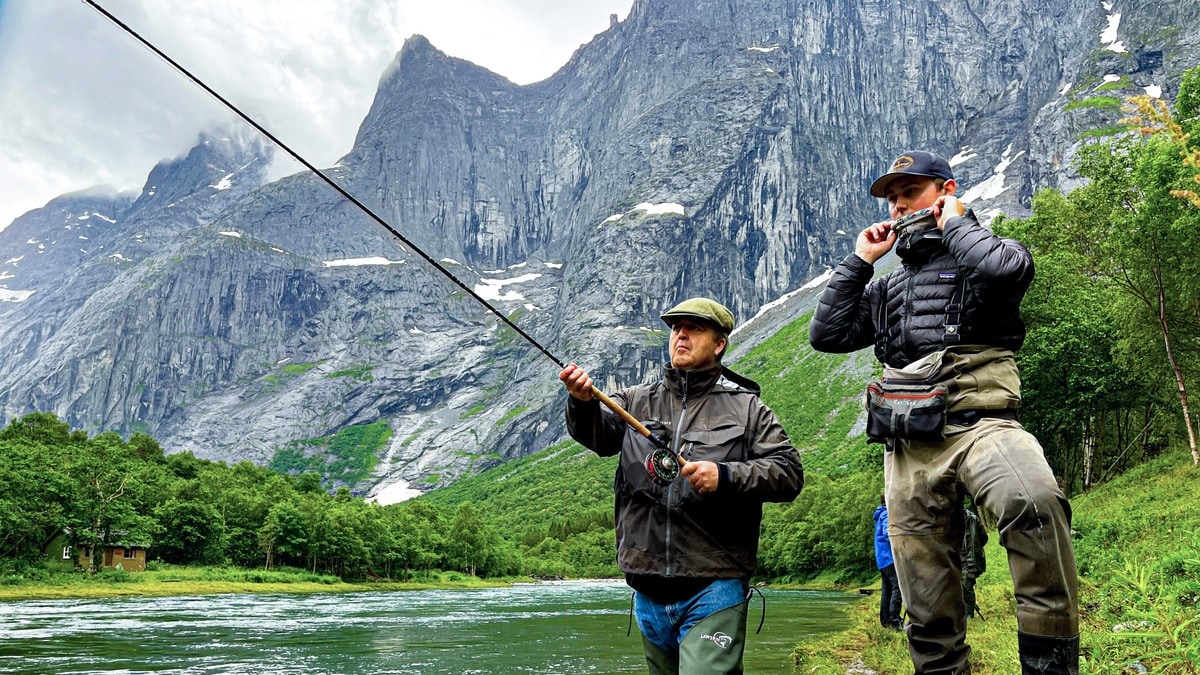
[665,371,690,577]
[902,269,916,361]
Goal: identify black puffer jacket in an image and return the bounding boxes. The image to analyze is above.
[565,364,803,580]
[809,211,1033,367]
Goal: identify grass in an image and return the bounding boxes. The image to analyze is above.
[0,564,524,601]
[497,405,529,426]
[269,420,392,487]
[732,313,875,475]
[1078,124,1134,140]
[328,364,374,381]
[1065,96,1123,111]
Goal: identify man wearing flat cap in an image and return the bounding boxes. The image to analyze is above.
[560,297,804,675]
[810,151,1079,674]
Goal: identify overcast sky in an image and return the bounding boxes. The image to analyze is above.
[0,0,633,231]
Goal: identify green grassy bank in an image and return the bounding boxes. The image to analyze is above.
[0,564,518,601]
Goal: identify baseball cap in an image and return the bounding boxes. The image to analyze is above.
[660,298,735,333]
[869,151,954,198]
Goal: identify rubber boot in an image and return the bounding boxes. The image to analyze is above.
[1018,632,1079,675]
[677,601,748,675]
[641,633,679,675]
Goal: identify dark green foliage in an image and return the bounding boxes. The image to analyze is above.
[152,498,227,565]
[0,412,479,581]
[757,472,881,582]
[994,86,1200,486]
[421,441,620,578]
[1177,67,1200,128]
[0,414,79,561]
[733,313,876,475]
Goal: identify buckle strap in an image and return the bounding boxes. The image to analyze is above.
[943,270,966,348]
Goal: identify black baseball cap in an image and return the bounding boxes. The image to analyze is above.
[869,151,954,198]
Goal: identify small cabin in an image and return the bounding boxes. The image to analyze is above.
[43,529,148,572]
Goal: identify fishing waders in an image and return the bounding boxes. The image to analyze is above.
[641,601,750,675]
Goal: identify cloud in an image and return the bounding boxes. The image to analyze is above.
[0,0,630,231]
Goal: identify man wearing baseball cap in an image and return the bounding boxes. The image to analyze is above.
[560,297,803,674]
[810,151,1079,674]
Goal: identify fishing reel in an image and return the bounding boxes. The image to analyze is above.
[645,448,683,486]
[641,421,681,486]
[892,207,938,238]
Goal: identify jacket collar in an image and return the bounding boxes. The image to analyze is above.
[896,227,944,265]
[662,363,722,399]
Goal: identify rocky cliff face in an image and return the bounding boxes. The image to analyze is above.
[1,0,1197,498]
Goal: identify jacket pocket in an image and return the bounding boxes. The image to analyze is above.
[680,423,747,463]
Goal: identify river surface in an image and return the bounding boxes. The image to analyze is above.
[0,581,860,674]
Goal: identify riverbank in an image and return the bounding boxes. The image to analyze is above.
[0,565,523,602]
[0,563,863,603]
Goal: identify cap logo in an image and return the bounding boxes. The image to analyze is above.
[891,155,915,171]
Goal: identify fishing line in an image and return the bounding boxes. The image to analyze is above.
[81,0,669,448]
[80,0,565,369]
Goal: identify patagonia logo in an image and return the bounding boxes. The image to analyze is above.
[939,272,958,279]
[701,632,733,649]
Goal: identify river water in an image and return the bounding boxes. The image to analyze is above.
[0,581,860,674]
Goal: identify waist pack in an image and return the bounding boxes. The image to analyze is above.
[865,350,949,444]
[865,380,948,444]
[864,346,1023,444]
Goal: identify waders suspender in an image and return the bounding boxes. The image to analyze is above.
[874,268,965,352]
[944,271,966,348]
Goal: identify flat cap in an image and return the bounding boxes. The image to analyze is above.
[661,297,735,332]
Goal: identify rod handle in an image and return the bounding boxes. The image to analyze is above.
[589,386,684,467]
[590,386,652,438]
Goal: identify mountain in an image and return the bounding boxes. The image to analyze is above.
[1,0,1197,498]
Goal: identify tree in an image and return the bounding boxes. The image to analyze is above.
[1071,137,1200,465]
[314,494,370,578]
[446,502,491,577]
[153,497,226,565]
[1119,67,1200,464]
[994,199,1148,490]
[1124,67,1200,209]
[259,500,308,569]
[65,432,156,572]
[399,500,449,572]
[0,415,77,560]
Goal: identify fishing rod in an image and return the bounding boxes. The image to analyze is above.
[80,0,675,459]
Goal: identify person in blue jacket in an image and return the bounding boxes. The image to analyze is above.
[875,494,903,630]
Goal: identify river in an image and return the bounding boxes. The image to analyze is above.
[0,581,860,674]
